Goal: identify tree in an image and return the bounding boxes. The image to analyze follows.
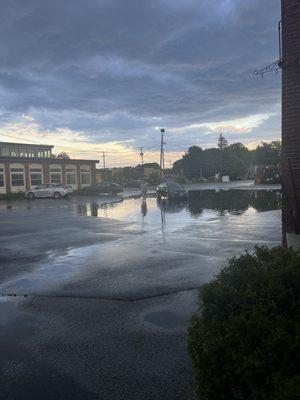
[217,133,228,150]
[254,141,281,165]
[55,152,70,159]
[217,134,228,179]
[172,140,279,181]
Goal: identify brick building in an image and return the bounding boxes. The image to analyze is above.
[0,141,98,194]
[281,0,300,248]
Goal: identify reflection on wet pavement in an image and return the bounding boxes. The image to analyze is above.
[76,190,282,231]
[0,189,283,400]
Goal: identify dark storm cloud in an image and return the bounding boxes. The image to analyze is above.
[0,0,281,150]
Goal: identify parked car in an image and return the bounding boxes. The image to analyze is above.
[81,182,123,195]
[156,181,188,200]
[25,184,69,199]
[53,184,73,194]
[124,180,142,188]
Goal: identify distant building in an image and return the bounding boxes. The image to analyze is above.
[0,141,98,194]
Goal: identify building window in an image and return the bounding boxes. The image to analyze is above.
[11,171,24,186]
[50,165,62,184]
[80,166,91,185]
[50,173,61,184]
[0,167,4,187]
[66,174,76,184]
[29,165,43,187]
[66,166,77,185]
[10,165,25,187]
[81,173,91,185]
[30,174,42,186]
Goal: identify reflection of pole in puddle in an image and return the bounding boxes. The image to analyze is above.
[91,202,98,217]
[103,206,108,218]
[160,200,166,242]
[141,199,147,225]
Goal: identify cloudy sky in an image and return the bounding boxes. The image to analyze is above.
[0,0,281,166]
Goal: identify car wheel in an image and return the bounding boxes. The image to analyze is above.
[27,192,35,199]
[53,191,61,199]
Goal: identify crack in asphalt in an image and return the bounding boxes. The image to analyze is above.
[0,286,199,302]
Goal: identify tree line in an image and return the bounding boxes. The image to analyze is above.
[172,135,281,180]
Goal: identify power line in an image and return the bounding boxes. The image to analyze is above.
[0,132,137,154]
[0,133,43,144]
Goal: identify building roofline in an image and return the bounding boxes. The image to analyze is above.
[0,141,54,149]
[0,156,99,163]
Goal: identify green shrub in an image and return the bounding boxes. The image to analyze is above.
[188,246,300,400]
[0,192,25,200]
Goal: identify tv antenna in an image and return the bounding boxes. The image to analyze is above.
[254,21,283,78]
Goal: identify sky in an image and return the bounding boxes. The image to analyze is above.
[0,0,281,167]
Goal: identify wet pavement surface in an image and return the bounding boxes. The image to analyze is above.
[0,189,282,399]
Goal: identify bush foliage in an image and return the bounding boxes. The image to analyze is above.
[188,246,300,400]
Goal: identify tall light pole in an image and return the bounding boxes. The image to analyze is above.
[102,151,106,181]
[140,147,144,165]
[160,129,165,182]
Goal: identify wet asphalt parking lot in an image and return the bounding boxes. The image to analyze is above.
[0,188,282,399]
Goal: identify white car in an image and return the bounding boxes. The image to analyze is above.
[53,184,73,194]
[25,184,69,199]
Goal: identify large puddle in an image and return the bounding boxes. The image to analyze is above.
[0,189,282,297]
[76,189,282,231]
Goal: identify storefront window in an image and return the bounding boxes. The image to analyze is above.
[30,166,43,186]
[80,166,91,185]
[50,165,62,184]
[30,173,42,186]
[11,172,24,186]
[66,166,77,185]
[66,174,76,184]
[50,173,61,184]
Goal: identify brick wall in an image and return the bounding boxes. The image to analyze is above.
[90,163,96,185]
[24,163,30,191]
[281,0,300,238]
[4,163,11,193]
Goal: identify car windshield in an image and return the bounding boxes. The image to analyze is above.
[167,182,183,190]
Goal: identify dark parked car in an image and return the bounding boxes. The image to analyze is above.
[156,181,188,200]
[82,182,123,195]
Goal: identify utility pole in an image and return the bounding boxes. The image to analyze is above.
[160,129,165,182]
[140,147,144,165]
[168,160,172,169]
[102,151,106,181]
